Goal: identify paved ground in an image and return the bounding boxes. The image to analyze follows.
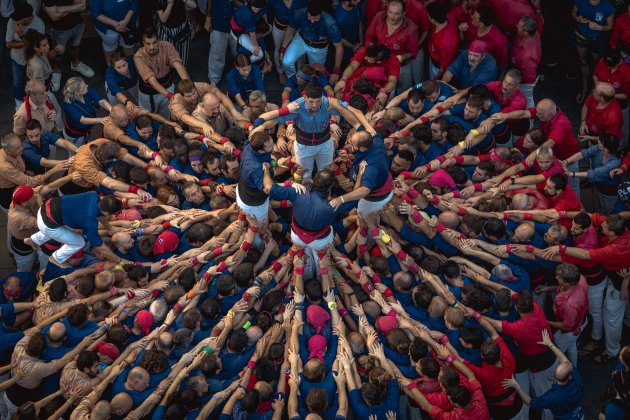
[0,19,627,419]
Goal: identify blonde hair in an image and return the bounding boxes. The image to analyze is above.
[63,76,85,103]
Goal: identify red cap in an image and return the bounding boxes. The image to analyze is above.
[153,231,179,254]
[135,310,154,335]
[376,315,398,334]
[469,40,487,54]
[96,342,121,360]
[116,208,142,221]
[11,186,34,206]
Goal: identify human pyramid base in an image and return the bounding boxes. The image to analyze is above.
[1,0,630,419]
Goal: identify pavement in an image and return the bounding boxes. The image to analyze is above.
[0,20,627,419]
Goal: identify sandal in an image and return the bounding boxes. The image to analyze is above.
[594,353,615,364]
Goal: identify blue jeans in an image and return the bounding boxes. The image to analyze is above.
[11,58,26,102]
[281,34,328,78]
[208,30,236,84]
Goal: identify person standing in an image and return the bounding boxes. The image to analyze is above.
[90,0,138,65]
[512,16,541,108]
[155,0,196,67]
[43,0,95,89]
[5,3,45,109]
[134,27,191,118]
[204,0,237,84]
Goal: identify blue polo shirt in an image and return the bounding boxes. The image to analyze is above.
[90,0,139,33]
[351,135,391,192]
[63,86,106,133]
[530,366,584,419]
[574,0,615,41]
[0,303,22,364]
[105,55,138,95]
[209,0,235,33]
[239,140,272,192]
[268,186,336,231]
[268,0,307,24]
[289,8,341,43]
[55,192,105,247]
[226,65,265,101]
[124,120,160,154]
[21,131,62,174]
[217,345,256,380]
[349,379,399,419]
[447,50,498,88]
[234,4,267,33]
[334,4,361,45]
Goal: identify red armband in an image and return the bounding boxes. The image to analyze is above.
[281,95,290,102]
[407,186,419,199]
[272,261,282,272]
[431,196,440,205]
[197,134,205,142]
[439,335,449,345]
[164,166,174,173]
[454,156,465,165]
[201,179,211,186]
[407,382,417,391]
[408,262,420,273]
[502,211,511,221]
[247,361,256,369]
[173,303,183,314]
[160,259,168,266]
[371,227,380,237]
[411,210,424,224]
[242,292,252,302]
[525,245,535,253]
[151,289,161,298]
[436,155,446,163]
[316,250,327,260]
[401,129,411,137]
[401,193,412,204]
[358,244,368,255]
[396,250,408,260]
[355,271,362,280]
[162,221,171,229]
[217,261,227,272]
[558,211,568,219]
[128,185,139,194]
[339,308,349,317]
[362,282,375,294]
[144,164,152,171]
[279,46,286,54]
[445,354,456,364]
[287,248,296,257]
[559,245,567,255]
[126,290,135,299]
[278,107,290,117]
[249,225,259,233]
[333,166,341,176]
[280,200,288,208]
[359,228,368,237]
[96,264,104,273]
[435,224,446,233]
[424,164,432,172]
[329,119,337,125]
[452,190,461,198]
[240,241,251,251]
[319,267,329,275]
[283,180,293,187]
[220,137,230,144]
[523,213,533,220]
[202,272,212,280]
[191,256,199,266]
[238,213,247,221]
[473,182,483,191]
[505,244,513,254]
[436,105,445,113]
[297,249,305,257]
[457,207,468,216]
[166,92,174,100]
[295,267,305,275]
[419,116,430,124]
[151,151,160,159]
[371,273,381,284]
[332,67,341,75]
[212,247,223,256]
[382,287,394,298]
[400,171,412,180]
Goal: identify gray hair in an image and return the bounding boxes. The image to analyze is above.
[556,263,580,285]
[1,133,20,149]
[248,90,266,103]
[536,146,554,159]
[491,264,514,281]
[25,79,45,95]
[149,299,169,322]
[505,68,522,83]
[63,76,85,103]
[519,16,538,35]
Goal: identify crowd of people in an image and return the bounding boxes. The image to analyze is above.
[1,0,630,419]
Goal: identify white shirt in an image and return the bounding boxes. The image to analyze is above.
[6,15,44,66]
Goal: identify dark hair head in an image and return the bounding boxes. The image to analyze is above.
[476,6,495,26]
[139,349,169,374]
[481,339,501,364]
[242,389,261,413]
[77,350,100,372]
[250,131,271,152]
[142,27,157,41]
[448,385,472,407]
[305,279,323,301]
[305,83,323,99]
[106,323,129,347]
[365,44,391,62]
[515,290,534,314]
[48,277,68,302]
[228,330,248,352]
[427,2,447,23]
[440,260,461,279]
[99,196,123,215]
[306,388,328,415]
[26,332,46,358]
[460,327,483,348]
[179,267,197,292]
[234,53,251,68]
[216,275,235,296]
[482,217,506,239]
[361,382,384,405]
[420,357,440,378]
[549,173,568,191]
[67,303,89,326]
[409,337,429,362]
[307,1,325,16]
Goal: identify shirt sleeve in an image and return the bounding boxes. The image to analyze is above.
[268,184,298,201]
[0,161,43,187]
[324,14,342,43]
[21,143,44,168]
[586,156,621,183]
[225,69,240,98]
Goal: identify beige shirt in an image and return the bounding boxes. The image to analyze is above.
[0,149,43,189]
[8,199,39,239]
[134,41,182,83]
[11,331,58,388]
[102,106,148,144]
[26,54,52,81]
[169,82,214,123]
[13,98,56,136]
[33,280,73,324]
[191,103,232,134]
[68,139,128,188]
[61,361,100,401]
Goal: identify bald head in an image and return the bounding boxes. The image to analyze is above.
[151,300,169,322]
[95,271,115,291]
[25,79,45,96]
[555,361,573,382]
[347,331,365,355]
[363,300,382,319]
[91,401,111,420]
[157,331,173,350]
[110,393,133,416]
[510,193,532,210]
[596,82,616,102]
[439,211,460,229]
[110,104,130,128]
[112,232,133,250]
[535,99,557,122]
[246,326,264,346]
[514,223,535,242]
[126,366,150,391]
[48,322,67,343]
[202,93,221,117]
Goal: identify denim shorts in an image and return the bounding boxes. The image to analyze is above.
[51,20,85,48]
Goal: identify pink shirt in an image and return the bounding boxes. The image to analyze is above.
[554,278,589,333]
[511,32,541,84]
[465,25,508,68]
[485,81,527,113]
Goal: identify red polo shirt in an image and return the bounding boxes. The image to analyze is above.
[429,23,460,70]
[486,0,543,34]
[588,230,630,271]
[553,278,589,334]
[548,185,583,213]
[501,301,552,356]
[485,81,527,113]
[593,58,630,98]
[521,156,564,191]
[428,380,489,420]
[511,32,541,84]
[447,5,476,28]
[583,95,623,138]
[465,25,508,69]
[365,12,420,59]
[610,12,630,53]
[346,47,401,90]
[527,107,580,160]
[406,0,432,33]
[562,226,603,276]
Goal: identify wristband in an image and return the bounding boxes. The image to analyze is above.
[295,267,305,275]
[319,267,329,275]
[295,302,304,311]
[128,185,139,194]
[523,212,533,221]
[330,119,337,125]
[249,225,259,233]
[362,282,375,294]
[151,289,161,298]
[197,134,205,142]
[279,46,286,53]
[278,107,290,117]
[203,345,213,355]
[332,67,341,75]
[457,207,468,216]
[408,261,420,273]
[243,122,253,130]
[400,171,412,180]
[166,92,174,100]
[471,311,481,321]
[144,164,152,171]
[272,261,282,272]
[131,219,142,228]
[559,245,567,255]
[253,117,265,128]
[151,151,160,159]
[358,244,368,255]
[355,271,362,280]
[401,129,411,137]
[558,210,568,219]
[160,259,168,266]
[217,261,227,272]
[359,227,368,237]
[242,292,252,302]
[411,210,424,224]
[502,211,511,221]
[452,302,459,308]
[439,335,449,345]
[238,213,247,221]
[162,221,171,229]
[382,287,393,298]
[371,227,380,238]
[445,354,456,364]
[436,105,445,113]
[454,156,465,165]
[164,166,174,173]
[191,256,199,266]
[110,286,118,295]
[96,264,105,273]
[202,272,212,280]
[247,361,256,369]
[401,193,412,204]
[240,241,251,251]
[407,381,417,391]
[114,264,123,271]
[327,301,337,311]
[396,250,408,260]
[372,273,381,284]
[281,95,290,102]
[283,180,293,187]
[505,244,513,254]
[280,200,288,208]
[187,290,196,299]
[134,228,144,236]
[339,308,349,317]
[212,247,223,256]
[220,136,230,144]
[407,186,419,199]
[419,116,430,124]
[451,190,461,199]
[173,303,182,314]
[458,141,466,148]
[525,245,535,253]
[470,129,479,136]
[297,249,305,257]
[473,182,483,191]
[431,196,440,205]
[435,224,446,233]
[242,320,252,330]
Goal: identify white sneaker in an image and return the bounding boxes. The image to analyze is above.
[51,72,62,92]
[71,61,95,78]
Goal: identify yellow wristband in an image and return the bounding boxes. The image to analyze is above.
[114,264,123,271]
[470,129,479,136]
[131,220,141,229]
[327,301,337,311]
[458,141,466,148]
[381,232,391,243]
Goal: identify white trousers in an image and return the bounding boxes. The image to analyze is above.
[294,140,334,179]
[519,78,539,109]
[291,228,334,278]
[235,33,265,62]
[588,279,607,341]
[235,189,270,223]
[603,277,627,357]
[358,191,394,217]
[528,357,560,420]
[554,329,580,366]
[31,209,85,263]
